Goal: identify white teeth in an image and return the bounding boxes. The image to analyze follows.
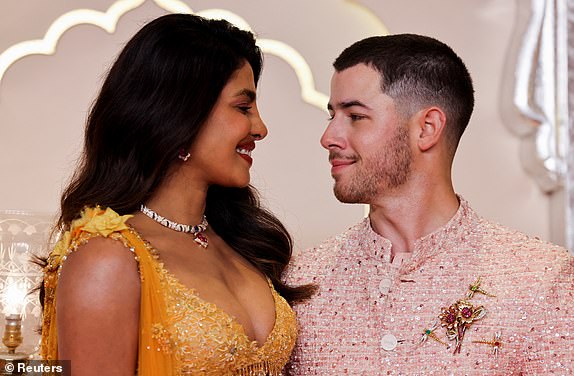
[236,148,252,157]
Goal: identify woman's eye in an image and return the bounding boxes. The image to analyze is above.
[238,106,252,114]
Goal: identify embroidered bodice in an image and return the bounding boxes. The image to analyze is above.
[41,207,297,376]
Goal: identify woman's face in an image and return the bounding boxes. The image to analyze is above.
[186,62,267,188]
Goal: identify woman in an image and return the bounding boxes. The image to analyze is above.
[40,13,313,375]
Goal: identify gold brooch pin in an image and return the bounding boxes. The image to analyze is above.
[420,320,450,348]
[439,300,487,354]
[466,276,495,299]
[421,277,496,355]
[473,332,502,357]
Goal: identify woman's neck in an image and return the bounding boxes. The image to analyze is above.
[143,169,209,225]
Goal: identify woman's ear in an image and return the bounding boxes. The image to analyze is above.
[416,107,447,152]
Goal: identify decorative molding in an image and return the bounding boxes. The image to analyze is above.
[0,0,388,221]
[0,0,341,111]
[0,0,146,84]
[153,0,192,14]
[257,39,328,110]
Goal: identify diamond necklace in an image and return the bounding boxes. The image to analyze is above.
[139,204,209,248]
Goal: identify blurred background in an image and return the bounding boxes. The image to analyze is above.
[0,0,571,253]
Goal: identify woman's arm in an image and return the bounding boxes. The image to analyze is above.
[56,237,140,375]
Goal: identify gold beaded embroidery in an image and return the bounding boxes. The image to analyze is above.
[41,207,297,375]
[151,323,173,354]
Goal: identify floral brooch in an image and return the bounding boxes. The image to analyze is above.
[438,299,486,353]
[420,276,500,356]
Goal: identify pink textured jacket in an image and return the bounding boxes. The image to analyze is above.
[285,198,574,375]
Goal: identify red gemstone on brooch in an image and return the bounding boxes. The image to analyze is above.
[446,313,456,324]
[461,307,473,318]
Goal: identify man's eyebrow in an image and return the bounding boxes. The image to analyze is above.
[234,88,256,101]
[327,100,372,111]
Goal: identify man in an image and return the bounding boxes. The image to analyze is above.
[285,34,573,375]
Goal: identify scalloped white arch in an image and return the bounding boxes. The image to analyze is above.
[0,0,145,84]
[258,39,329,110]
[0,0,389,219]
[0,0,338,110]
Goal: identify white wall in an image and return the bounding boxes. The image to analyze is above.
[0,0,557,250]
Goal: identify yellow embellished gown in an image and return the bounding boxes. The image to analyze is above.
[41,207,297,375]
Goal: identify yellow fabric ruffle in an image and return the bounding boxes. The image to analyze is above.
[40,206,295,375]
[48,207,132,265]
[40,207,174,371]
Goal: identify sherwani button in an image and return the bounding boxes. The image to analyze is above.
[378,278,392,294]
[380,334,398,351]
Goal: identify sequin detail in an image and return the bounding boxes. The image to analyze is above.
[151,323,173,354]
[285,196,574,374]
[41,207,297,375]
[147,240,297,374]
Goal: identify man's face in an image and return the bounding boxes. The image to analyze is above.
[321,63,412,204]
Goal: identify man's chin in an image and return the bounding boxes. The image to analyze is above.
[333,186,368,204]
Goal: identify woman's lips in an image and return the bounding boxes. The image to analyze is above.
[236,146,253,165]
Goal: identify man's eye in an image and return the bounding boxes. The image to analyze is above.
[350,114,366,121]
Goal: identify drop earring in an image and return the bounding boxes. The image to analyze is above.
[178,149,190,162]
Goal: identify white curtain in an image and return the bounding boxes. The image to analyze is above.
[567,0,574,251]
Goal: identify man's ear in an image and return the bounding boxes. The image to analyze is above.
[416,107,447,152]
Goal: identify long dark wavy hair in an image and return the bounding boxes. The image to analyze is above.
[39,13,314,303]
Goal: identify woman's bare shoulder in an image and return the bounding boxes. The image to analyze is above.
[56,236,140,375]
